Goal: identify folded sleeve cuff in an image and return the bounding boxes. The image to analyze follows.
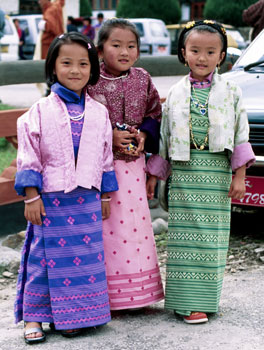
[140,117,160,154]
[145,154,171,180]
[231,142,256,171]
[14,169,43,196]
[101,170,119,194]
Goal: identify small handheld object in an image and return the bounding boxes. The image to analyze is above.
[116,122,138,155]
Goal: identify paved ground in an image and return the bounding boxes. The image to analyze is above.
[0,265,264,350]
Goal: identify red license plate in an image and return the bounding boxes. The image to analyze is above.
[232,175,264,207]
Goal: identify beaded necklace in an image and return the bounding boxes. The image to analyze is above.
[190,85,210,115]
[100,73,128,81]
[189,85,210,151]
[69,111,85,121]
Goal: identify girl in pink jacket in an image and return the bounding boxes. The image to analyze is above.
[14,32,118,344]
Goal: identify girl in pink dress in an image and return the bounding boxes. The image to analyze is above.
[88,18,169,310]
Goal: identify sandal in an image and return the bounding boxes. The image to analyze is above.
[61,328,82,338]
[24,326,46,344]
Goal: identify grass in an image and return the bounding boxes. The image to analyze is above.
[0,103,17,174]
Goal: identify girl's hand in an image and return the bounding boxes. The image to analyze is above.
[101,194,111,220]
[25,198,46,225]
[101,201,110,220]
[135,131,147,154]
[228,165,246,200]
[146,175,158,200]
[113,128,138,149]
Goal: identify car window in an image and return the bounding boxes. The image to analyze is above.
[133,23,144,37]
[150,22,168,37]
[18,19,31,39]
[35,18,41,33]
[226,29,244,43]
[235,30,264,67]
[4,18,14,35]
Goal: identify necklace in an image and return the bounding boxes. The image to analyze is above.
[69,111,85,121]
[191,85,210,116]
[100,73,128,81]
[189,113,209,151]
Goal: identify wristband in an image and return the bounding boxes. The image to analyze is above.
[24,195,41,204]
[101,197,111,202]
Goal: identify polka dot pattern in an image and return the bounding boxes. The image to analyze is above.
[102,157,164,310]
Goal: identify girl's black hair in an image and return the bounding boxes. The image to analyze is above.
[97,18,140,53]
[178,20,228,66]
[45,32,100,88]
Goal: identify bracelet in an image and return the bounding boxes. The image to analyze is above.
[101,197,112,202]
[24,195,41,204]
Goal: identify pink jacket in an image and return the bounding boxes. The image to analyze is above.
[16,92,115,194]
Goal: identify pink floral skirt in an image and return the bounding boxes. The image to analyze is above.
[103,156,164,310]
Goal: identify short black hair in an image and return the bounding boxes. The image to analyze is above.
[97,18,140,53]
[97,13,104,19]
[178,20,227,66]
[83,16,92,24]
[45,32,100,88]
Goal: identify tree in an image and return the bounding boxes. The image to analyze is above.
[80,0,92,17]
[204,0,257,27]
[116,0,181,25]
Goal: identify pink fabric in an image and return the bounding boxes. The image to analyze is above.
[103,156,164,310]
[145,154,171,180]
[88,63,162,129]
[231,142,256,171]
[16,92,114,193]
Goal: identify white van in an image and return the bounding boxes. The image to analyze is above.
[10,14,43,59]
[129,18,171,56]
[0,15,19,61]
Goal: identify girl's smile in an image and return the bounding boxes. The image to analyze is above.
[54,43,91,96]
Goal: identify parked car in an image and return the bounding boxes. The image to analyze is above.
[0,15,19,61]
[129,18,171,56]
[166,23,247,55]
[10,14,43,59]
[223,29,264,209]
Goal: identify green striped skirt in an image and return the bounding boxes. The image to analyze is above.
[165,150,232,315]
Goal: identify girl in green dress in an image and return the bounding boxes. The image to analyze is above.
[157,20,255,324]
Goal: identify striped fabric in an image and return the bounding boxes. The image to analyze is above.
[165,87,232,315]
[14,101,111,329]
[15,188,111,329]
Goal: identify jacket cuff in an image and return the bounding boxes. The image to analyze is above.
[140,117,160,154]
[231,142,256,171]
[14,169,43,196]
[145,154,171,180]
[101,170,119,194]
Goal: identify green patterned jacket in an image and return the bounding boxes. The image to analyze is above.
[160,72,249,161]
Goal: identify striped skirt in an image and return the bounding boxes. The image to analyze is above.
[103,156,164,310]
[14,187,111,329]
[165,150,232,315]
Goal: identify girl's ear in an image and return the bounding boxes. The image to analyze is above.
[219,51,225,64]
[181,47,186,59]
[98,50,104,60]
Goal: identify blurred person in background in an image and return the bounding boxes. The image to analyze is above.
[243,0,264,41]
[13,19,26,60]
[81,17,95,41]
[94,12,104,45]
[0,7,5,61]
[67,16,78,32]
[38,0,65,59]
